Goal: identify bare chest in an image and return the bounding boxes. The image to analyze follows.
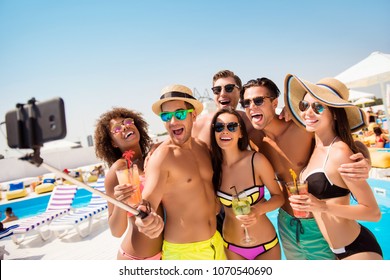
[259,135,312,181]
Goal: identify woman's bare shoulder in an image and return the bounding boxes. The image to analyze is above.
[331,140,354,164]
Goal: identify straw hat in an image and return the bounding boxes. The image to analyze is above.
[284,74,367,132]
[152,84,203,116]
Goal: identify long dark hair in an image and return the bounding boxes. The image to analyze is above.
[329,107,359,154]
[209,108,249,192]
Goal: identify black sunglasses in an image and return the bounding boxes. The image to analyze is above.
[298,101,326,115]
[213,122,240,133]
[211,84,239,95]
[241,96,271,108]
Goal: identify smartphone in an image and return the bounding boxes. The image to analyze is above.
[5,97,67,149]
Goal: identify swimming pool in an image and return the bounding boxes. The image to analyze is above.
[0,188,92,221]
[1,179,389,260]
[361,178,389,260]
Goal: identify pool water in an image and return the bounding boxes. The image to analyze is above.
[361,178,390,259]
[376,149,390,152]
[0,188,92,221]
[1,179,389,260]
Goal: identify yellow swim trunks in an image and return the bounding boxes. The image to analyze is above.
[162,231,227,260]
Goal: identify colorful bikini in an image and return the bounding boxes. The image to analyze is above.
[223,235,279,260]
[216,152,279,259]
[217,185,264,208]
[217,153,265,208]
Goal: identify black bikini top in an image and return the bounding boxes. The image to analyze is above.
[303,138,350,200]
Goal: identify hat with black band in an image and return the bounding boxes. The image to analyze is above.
[152,84,203,115]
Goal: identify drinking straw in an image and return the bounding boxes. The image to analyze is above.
[230,186,240,201]
[289,168,298,193]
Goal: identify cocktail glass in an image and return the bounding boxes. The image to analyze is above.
[115,164,142,207]
[286,180,310,218]
[232,191,256,245]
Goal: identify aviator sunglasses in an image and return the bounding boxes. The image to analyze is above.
[241,96,272,108]
[111,118,134,134]
[160,109,194,122]
[213,122,240,133]
[298,100,326,115]
[211,84,239,95]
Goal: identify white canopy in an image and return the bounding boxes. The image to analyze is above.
[41,140,82,153]
[336,51,390,124]
[336,51,390,87]
[348,89,375,102]
[352,97,375,107]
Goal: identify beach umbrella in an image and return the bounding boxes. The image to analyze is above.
[336,51,390,87]
[336,51,390,126]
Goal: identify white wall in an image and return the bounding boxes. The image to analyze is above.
[0,147,104,182]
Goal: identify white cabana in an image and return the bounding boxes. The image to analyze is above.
[41,140,82,153]
[336,51,390,125]
[352,97,375,107]
[348,89,375,102]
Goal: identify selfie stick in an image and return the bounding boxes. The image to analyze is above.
[14,99,147,218]
[20,150,148,218]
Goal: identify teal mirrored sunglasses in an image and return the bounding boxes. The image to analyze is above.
[159,109,194,122]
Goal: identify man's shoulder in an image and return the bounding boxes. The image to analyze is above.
[154,140,175,153]
[193,112,215,140]
[193,137,210,150]
[147,142,177,168]
[195,112,215,124]
[284,121,312,138]
[236,109,246,116]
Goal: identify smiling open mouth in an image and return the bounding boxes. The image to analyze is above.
[220,136,232,142]
[219,99,231,106]
[125,131,134,139]
[173,128,184,135]
[251,113,263,122]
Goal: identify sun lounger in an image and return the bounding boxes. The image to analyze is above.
[5,181,28,200]
[49,177,108,238]
[34,177,56,194]
[11,184,77,245]
[0,224,19,240]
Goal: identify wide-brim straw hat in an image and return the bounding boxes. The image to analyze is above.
[152,84,203,116]
[284,74,367,132]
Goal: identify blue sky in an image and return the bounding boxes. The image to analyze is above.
[1,0,389,157]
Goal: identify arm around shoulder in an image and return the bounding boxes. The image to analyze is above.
[253,153,284,214]
[338,140,371,180]
[354,140,371,163]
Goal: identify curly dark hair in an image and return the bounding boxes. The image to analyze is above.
[94,108,152,167]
